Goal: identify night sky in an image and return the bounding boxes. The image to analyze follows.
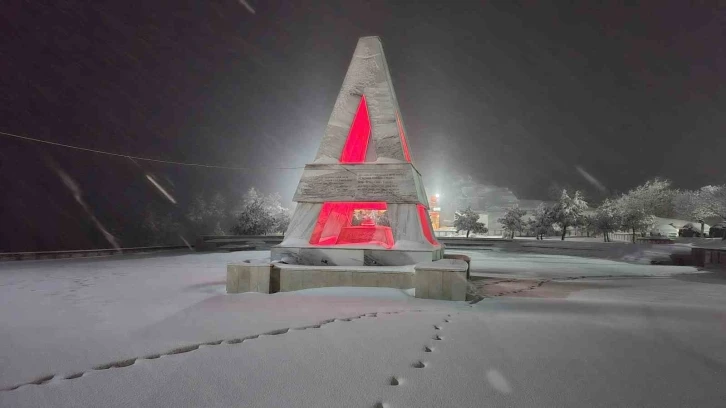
[1,1,725,251]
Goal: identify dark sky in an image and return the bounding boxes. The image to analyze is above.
[1,0,725,251]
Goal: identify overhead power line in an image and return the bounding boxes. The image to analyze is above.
[0,130,305,171]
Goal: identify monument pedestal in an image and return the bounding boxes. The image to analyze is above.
[271,263,414,292]
[414,259,469,301]
[226,259,470,301]
[227,261,272,294]
[271,244,443,267]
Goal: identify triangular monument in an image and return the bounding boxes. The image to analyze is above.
[272,36,442,266]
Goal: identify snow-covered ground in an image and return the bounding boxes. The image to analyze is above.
[446,236,698,265]
[454,248,697,279]
[1,249,725,407]
[0,251,433,390]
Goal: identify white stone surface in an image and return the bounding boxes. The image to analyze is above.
[282,203,321,242]
[293,163,427,204]
[386,204,435,245]
[365,248,433,266]
[274,264,413,291]
[415,259,469,272]
[314,37,410,163]
[273,263,415,273]
[414,260,469,300]
[298,247,365,266]
[273,245,437,266]
[226,263,271,294]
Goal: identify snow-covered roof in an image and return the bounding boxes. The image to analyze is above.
[653,217,710,231]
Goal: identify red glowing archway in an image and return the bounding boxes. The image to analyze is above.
[309,202,394,248]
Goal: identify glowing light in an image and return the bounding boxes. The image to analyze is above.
[179,235,193,250]
[486,370,512,394]
[396,112,412,162]
[146,174,177,204]
[339,96,371,163]
[435,193,440,198]
[309,202,394,248]
[417,204,439,246]
[575,165,607,193]
[52,164,121,250]
[337,225,394,248]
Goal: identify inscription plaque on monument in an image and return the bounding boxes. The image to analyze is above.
[295,170,357,201]
[293,164,420,203]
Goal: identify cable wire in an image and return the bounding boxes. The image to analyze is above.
[0,130,306,171]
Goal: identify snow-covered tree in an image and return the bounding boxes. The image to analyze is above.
[674,189,710,236]
[593,199,621,242]
[701,185,726,220]
[230,188,290,235]
[625,178,677,218]
[187,192,227,235]
[551,190,588,240]
[580,214,596,237]
[267,194,292,235]
[674,185,726,237]
[617,178,675,242]
[230,189,274,235]
[142,205,183,246]
[527,203,554,240]
[273,210,291,235]
[618,205,655,242]
[498,205,527,239]
[454,207,487,238]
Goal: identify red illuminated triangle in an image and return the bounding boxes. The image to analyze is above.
[339,95,371,163]
[339,95,413,163]
[396,112,412,162]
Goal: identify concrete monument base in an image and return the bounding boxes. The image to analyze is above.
[226,261,272,294]
[271,264,414,292]
[414,259,469,301]
[226,258,469,301]
[271,245,444,267]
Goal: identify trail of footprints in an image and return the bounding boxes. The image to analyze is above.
[1,310,421,392]
[375,314,454,408]
[479,274,652,302]
[468,279,551,305]
[372,274,663,406]
[468,274,659,307]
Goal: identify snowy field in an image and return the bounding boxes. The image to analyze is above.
[449,236,698,266]
[454,248,697,279]
[1,249,726,407]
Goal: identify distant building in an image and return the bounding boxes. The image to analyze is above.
[432,180,553,237]
[709,222,726,238]
[428,194,441,230]
[647,218,711,238]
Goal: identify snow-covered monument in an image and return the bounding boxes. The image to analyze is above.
[271,36,442,266]
[229,37,467,301]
